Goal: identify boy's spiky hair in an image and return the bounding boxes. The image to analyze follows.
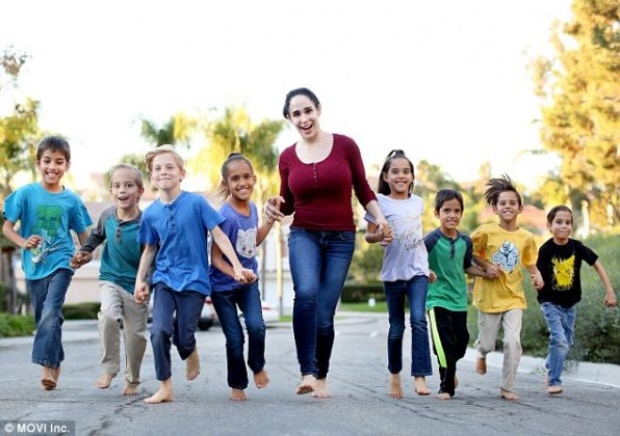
[484,174,522,206]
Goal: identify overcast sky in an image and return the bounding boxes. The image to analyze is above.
[1,0,572,190]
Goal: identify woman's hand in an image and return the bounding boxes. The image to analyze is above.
[264,196,286,223]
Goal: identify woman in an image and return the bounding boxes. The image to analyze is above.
[265,87,391,398]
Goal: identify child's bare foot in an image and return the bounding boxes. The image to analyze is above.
[414,376,431,396]
[454,375,459,388]
[41,366,57,391]
[144,379,173,404]
[437,392,452,400]
[295,374,316,395]
[95,373,116,389]
[122,383,139,396]
[185,348,201,381]
[547,385,563,395]
[500,388,519,401]
[389,373,404,398]
[230,388,247,401]
[312,378,330,398]
[476,356,487,375]
[254,370,270,389]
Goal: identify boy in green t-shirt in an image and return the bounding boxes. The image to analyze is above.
[424,189,488,399]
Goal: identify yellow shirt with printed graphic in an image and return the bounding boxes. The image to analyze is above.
[471,223,538,313]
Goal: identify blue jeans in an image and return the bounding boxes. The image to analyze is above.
[26,269,74,368]
[384,275,432,377]
[150,283,205,381]
[288,228,355,378]
[210,281,266,389]
[541,302,576,387]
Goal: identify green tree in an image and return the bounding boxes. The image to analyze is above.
[139,112,196,148]
[190,106,284,203]
[0,47,41,314]
[532,0,620,232]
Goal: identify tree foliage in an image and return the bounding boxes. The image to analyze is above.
[190,106,284,204]
[139,112,196,148]
[532,0,620,232]
[0,47,40,198]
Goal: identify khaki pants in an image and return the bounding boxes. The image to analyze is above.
[98,281,148,385]
[474,309,522,392]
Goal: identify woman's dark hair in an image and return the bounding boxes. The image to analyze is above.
[36,135,71,161]
[484,174,521,206]
[377,149,414,196]
[434,189,464,213]
[218,152,255,198]
[546,205,573,224]
[282,87,321,118]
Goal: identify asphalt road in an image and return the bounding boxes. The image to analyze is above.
[1,315,619,436]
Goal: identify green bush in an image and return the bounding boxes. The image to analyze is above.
[0,313,35,337]
[62,302,100,320]
[341,282,384,303]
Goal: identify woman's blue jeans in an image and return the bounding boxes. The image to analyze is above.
[210,281,266,390]
[383,275,432,377]
[541,302,576,387]
[288,228,355,378]
[26,268,74,368]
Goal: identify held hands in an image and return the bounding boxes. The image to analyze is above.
[376,218,393,245]
[134,281,149,304]
[428,269,437,283]
[264,196,286,223]
[530,272,544,291]
[70,251,93,269]
[233,267,257,284]
[485,263,501,279]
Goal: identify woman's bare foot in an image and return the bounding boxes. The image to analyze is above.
[414,376,431,396]
[500,388,519,401]
[389,374,404,398]
[95,373,116,389]
[295,374,316,395]
[41,366,57,391]
[254,370,270,389]
[185,348,201,381]
[230,388,247,401]
[312,378,330,398]
[122,383,139,396]
[144,379,173,404]
[437,392,452,400]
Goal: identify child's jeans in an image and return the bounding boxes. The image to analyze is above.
[150,283,205,381]
[210,281,266,390]
[541,302,576,387]
[98,281,148,385]
[26,268,74,368]
[383,275,432,377]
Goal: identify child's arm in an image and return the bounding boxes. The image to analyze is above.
[134,244,157,304]
[473,256,501,278]
[211,226,257,283]
[210,239,236,279]
[592,260,617,307]
[525,264,544,290]
[70,230,94,268]
[465,264,491,279]
[2,219,42,250]
[256,215,275,246]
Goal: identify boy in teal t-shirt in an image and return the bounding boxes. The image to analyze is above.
[2,136,92,390]
[424,189,487,399]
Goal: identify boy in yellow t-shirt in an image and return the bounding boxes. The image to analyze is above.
[471,175,543,401]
